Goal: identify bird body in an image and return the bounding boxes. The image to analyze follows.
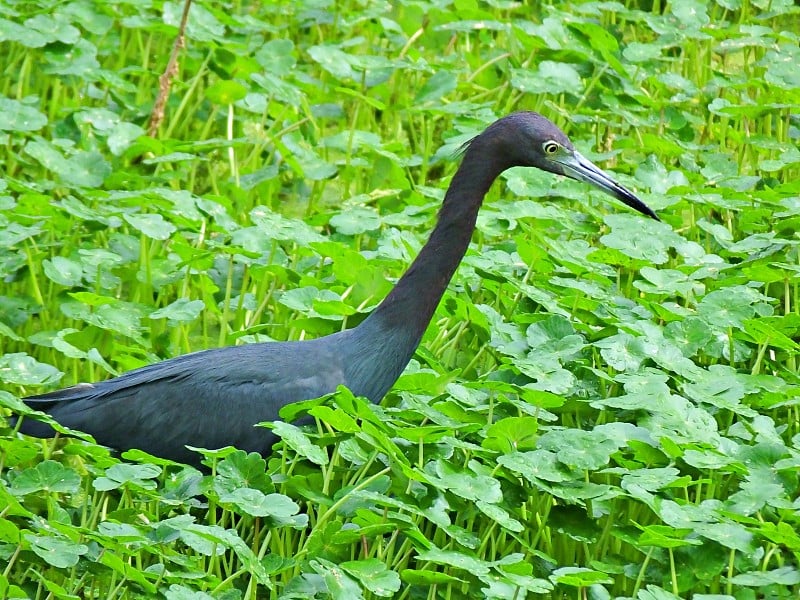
[21,338,349,464]
[17,112,658,465]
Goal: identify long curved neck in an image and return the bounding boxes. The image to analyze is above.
[350,136,509,393]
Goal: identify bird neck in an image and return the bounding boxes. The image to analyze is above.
[357,139,506,361]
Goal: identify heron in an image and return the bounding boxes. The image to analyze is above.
[15,112,658,466]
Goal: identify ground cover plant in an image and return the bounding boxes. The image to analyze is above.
[1,0,799,598]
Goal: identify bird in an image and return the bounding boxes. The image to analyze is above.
[15,112,658,466]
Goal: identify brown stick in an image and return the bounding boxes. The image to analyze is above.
[147,0,193,137]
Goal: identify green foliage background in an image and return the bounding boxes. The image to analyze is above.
[1,0,799,598]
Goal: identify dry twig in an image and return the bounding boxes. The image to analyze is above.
[147,0,193,137]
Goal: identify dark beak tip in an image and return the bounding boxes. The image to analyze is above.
[637,204,660,221]
[565,153,658,222]
[620,195,660,222]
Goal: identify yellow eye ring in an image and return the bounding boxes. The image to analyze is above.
[543,141,559,155]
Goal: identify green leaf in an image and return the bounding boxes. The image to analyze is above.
[764,47,800,89]
[250,206,326,244]
[124,213,177,240]
[742,318,800,352]
[178,526,227,557]
[0,16,47,46]
[428,459,503,503]
[163,1,225,42]
[415,71,457,104]
[623,41,663,62]
[270,421,328,465]
[729,566,800,587]
[0,222,43,247]
[43,256,83,287]
[205,80,248,104]
[61,298,147,342]
[543,429,620,471]
[25,534,88,568]
[183,523,272,586]
[415,548,491,576]
[163,585,215,600]
[341,559,401,597]
[329,206,381,235]
[279,286,326,312]
[93,463,161,491]
[0,97,47,132]
[499,450,572,483]
[482,416,539,452]
[600,215,671,264]
[683,365,751,414]
[400,569,464,585]
[312,558,364,599]
[26,13,81,44]
[254,39,296,75]
[637,524,701,548]
[150,298,205,322]
[107,122,145,155]
[697,287,772,330]
[68,150,112,187]
[10,460,81,495]
[214,450,272,493]
[595,331,654,373]
[550,566,613,586]
[308,405,360,433]
[634,267,703,296]
[476,501,524,533]
[219,488,300,519]
[511,61,583,95]
[0,483,33,518]
[0,353,62,386]
[0,573,27,598]
[0,519,20,543]
[308,45,356,80]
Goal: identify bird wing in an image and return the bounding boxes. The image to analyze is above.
[19,338,347,465]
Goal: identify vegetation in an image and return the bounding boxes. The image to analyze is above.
[1,0,799,598]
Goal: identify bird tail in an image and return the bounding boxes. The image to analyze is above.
[14,414,60,438]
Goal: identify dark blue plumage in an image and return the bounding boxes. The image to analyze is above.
[17,112,657,465]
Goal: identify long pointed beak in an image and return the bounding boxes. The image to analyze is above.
[553,151,659,221]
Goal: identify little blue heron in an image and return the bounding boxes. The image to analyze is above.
[16,112,658,465]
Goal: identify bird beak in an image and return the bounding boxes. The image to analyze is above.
[552,151,659,221]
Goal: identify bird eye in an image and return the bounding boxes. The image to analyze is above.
[543,141,560,155]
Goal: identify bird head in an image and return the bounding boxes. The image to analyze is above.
[483,112,659,221]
